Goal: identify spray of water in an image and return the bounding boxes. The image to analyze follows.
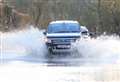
[1,26,120,65]
[2,26,47,59]
[75,35,120,65]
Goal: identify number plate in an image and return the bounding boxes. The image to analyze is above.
[57,45,70,48]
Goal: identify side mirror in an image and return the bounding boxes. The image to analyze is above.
[43,31,47,35]
[81,31,88,35]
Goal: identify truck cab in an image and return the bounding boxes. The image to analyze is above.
[44,20,81,53]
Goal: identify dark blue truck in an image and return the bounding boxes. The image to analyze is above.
[43,20,81,53]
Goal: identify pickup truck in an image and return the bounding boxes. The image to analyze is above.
[43,20,81,53]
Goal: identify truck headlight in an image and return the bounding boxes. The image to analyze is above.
[44,37,52,43]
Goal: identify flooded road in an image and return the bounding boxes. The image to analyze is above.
[1,26,120,82]
[1,26,120,66]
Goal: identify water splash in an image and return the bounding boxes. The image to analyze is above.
[1,26,47,59]
[1,26,120,65]
[75,35,120,65]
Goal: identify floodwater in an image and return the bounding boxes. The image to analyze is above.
[0,26,120,82]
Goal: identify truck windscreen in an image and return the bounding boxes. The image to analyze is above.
[47,23,80,33]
